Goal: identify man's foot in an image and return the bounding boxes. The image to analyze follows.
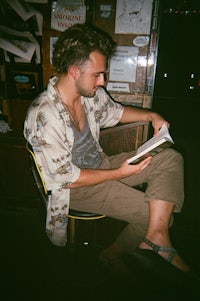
[139,237,190,272]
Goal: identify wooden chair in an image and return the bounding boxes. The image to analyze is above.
[26,121,148,246]
[26,142,105,245]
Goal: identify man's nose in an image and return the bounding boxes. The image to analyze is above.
[97,73,106,86]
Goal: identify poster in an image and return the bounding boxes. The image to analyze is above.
[115,0,153,34]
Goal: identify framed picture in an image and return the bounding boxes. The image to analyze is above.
[7,68,41,99]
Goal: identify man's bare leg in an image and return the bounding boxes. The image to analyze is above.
[101,200,190,272]
[138,200,190,272]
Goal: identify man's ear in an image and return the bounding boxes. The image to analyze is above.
[69,66,79,79]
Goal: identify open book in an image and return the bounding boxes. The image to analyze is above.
[127,124,174,164]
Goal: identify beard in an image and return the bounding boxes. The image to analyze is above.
[75,81,98,98]
[78,89,96,98]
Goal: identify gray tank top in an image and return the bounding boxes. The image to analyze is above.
[71,116,102,169]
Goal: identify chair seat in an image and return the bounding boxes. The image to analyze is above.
[69,209,105,219]
[68,209,106,245]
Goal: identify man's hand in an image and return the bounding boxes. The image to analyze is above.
[118,156,152,178]
[150,112,170,136]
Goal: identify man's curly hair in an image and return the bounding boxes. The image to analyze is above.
[52,23,116,76]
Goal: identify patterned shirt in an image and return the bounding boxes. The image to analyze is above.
[24,76,124,246]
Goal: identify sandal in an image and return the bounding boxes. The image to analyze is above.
[134,238,200,279]
[143,237,177,263]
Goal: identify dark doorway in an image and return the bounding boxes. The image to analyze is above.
[152,3,200,219]
[154,11,200,99]
[152,4,200,138]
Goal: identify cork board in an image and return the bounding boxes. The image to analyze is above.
[94,0,153,98]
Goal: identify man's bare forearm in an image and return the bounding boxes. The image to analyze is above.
[66,168,121,188]
[66,156,152,189]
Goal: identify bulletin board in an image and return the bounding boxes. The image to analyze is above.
[94,0,157,107]
[41,0,159,108]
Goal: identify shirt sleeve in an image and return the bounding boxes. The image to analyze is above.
[93,87,124,128]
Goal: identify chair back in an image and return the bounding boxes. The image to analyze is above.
[26,142,48,207]
[26,142,106,221]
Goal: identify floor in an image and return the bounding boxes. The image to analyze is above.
[1,98,200,301]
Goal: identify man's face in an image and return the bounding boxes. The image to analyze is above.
[75,51,107,98]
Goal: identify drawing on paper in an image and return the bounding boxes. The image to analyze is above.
[115,0,153,34]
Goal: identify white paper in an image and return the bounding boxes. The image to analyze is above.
[0,26,34,62]
[50,37,58,64]
[51,1,86,31]
[24,0,48,3]
[109,46,138,82]
[115,0,153,34]
[7,0,35,21]
[7,0,43,35]
[0,25,40,63]
[107,82,130,93]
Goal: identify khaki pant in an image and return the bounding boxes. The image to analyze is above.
[70,148,184,253]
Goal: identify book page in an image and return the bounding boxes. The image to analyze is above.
[136,124,173,154]
[127,124,174,164]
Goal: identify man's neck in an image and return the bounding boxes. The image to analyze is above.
[55,77,80,107]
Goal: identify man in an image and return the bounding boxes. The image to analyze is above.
[24,24,189,272]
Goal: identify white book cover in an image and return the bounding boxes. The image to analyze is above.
[127,124,174,164]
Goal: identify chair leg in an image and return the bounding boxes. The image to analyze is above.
[69,218,76,245]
